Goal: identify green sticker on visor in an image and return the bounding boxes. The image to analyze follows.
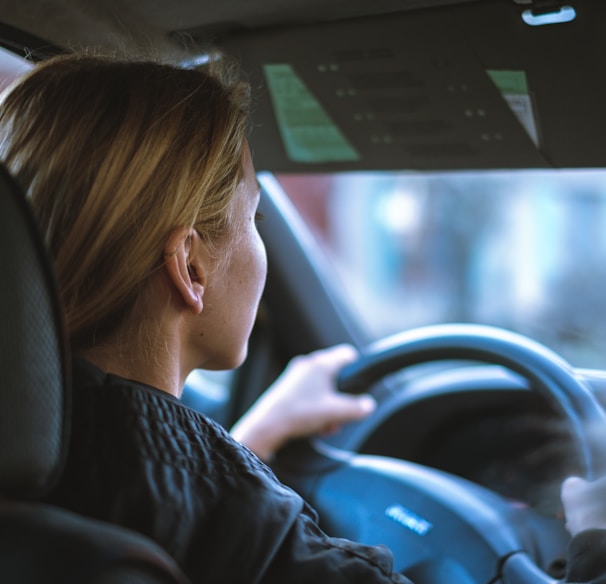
[263,64,360,163]
[487,69,529,95]
[486,69,539,146]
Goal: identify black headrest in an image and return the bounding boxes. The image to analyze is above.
[0,164,69,498]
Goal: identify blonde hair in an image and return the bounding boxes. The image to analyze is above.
[0,53,251,348]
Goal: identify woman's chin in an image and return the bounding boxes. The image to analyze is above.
[199,348,247,372]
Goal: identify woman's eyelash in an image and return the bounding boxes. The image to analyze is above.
[255,212,265,222]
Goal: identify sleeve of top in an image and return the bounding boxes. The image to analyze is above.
[259,501,411,584]
[566,529,606,583]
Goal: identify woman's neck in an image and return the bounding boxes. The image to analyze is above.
[77,326,186,398]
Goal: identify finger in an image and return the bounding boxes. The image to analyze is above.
[326,393,377,424]
[561,476,586,500]
[319,422,341,436]
[314,344,359,367]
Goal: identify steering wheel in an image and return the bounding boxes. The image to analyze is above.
[274,324,606,583]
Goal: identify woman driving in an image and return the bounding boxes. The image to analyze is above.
[0,52,605,583]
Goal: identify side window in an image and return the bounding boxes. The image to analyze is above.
[0,45,32,91]
[182,369,235,425]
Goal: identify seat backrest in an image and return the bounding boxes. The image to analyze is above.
[0,164,190,584]
[0,163,67,499]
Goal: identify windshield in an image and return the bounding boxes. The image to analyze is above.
[277,170,606,369]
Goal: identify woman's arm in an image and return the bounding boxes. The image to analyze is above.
[230,344,376,461]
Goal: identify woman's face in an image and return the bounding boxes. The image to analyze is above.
[193,143,268,370]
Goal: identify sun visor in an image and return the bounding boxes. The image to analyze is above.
[217,0,605,172]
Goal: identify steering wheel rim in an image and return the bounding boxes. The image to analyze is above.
[275,324,606,583]
[337,323,606,479]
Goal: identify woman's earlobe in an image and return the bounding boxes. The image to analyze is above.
[188,281,205,315]
[186,264,205,315]
[164,226,206,315]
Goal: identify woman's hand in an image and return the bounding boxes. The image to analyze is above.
[561,475,606,536]
[230,344,376,461]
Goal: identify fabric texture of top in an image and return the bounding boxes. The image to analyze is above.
[47,357,410,584]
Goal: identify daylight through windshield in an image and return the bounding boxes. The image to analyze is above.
[279,170,606,369]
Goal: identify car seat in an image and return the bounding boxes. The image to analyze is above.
[0,164,190,584]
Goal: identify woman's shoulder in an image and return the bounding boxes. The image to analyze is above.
[70,355,282,490]
[53,358,307,576]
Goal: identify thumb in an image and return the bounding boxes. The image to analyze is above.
[330,393,377,424]
[318,394,376,436]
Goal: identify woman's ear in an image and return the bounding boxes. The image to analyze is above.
[163,226,207,315]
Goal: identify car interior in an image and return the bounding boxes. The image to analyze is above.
[1,0,605,582]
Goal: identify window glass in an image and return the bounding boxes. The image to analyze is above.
[0,45,32,90]
[277,170,606,369]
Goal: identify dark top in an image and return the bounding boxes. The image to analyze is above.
[48,357,409,583]
[47,357,606,584]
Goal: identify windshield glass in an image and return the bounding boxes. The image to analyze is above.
[277,170,606,369]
